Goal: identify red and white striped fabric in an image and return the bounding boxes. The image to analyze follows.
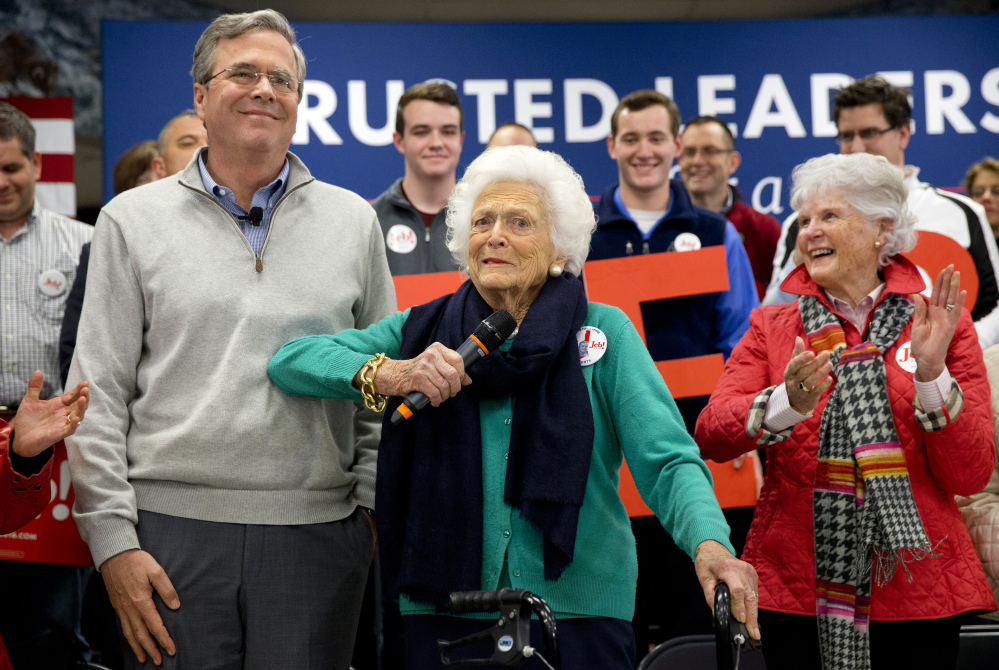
[2,97,75,218]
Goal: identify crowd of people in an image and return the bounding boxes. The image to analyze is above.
[0,7,997,670]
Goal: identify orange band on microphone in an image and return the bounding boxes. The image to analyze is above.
[469,334,489,355]
[397,404,414,420]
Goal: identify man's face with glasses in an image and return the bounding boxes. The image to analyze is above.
[678,122,741,206]
[835,103,910,167]
[193,29,300,160]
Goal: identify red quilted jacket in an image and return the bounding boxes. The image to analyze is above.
[696,257,998,620]
[0,420,54,670]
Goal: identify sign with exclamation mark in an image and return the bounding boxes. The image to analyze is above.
[0,442,93,565]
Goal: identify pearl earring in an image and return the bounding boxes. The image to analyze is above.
[874,240,882,248]
[549,264,563,277]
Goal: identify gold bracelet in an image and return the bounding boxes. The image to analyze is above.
[359,353,388,412]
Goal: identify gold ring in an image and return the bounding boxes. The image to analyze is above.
[66,415,73,424]
[945,303,955,312]
[748,591,759,600]
[798,381,811,393]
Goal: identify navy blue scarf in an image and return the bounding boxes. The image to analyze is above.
[376,274,594,607]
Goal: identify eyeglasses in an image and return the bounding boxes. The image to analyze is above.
[205,66,299,95]
[970,185,999,198]
[835,126,898,145]
[679,146,734,160]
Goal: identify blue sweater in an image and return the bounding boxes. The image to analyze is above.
[268,301,733,621]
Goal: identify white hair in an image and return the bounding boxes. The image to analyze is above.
[445,145,596,276]
[790,153,917,266]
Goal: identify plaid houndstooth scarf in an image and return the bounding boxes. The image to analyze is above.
[800,293,940,670]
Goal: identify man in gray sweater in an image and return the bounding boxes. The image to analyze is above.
[65,10,395,668]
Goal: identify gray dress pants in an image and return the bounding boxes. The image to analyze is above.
[122,508,373,670]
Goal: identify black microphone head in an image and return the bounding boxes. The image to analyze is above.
[249,206,263,223]
[472,309,517,353]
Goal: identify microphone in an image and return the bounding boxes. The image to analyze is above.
[238,206,263,226]
[390,309,517,425]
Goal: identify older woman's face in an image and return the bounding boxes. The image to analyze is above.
[797,191,883,299]
[970,169,999,234]
[467,182,557,298]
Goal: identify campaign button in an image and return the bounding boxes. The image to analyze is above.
[38,270,68,296]
[386,225,417,254]
[895,341,917,373]
[576,326,607,366]
[673,232,701,252]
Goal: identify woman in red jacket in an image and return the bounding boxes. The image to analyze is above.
[696,152,996,670]
[0,371,88,670]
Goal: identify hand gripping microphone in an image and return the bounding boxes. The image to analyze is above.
[390,309,517,425]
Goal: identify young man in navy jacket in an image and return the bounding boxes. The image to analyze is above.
[590,89,758,656]
[591,90,758,434]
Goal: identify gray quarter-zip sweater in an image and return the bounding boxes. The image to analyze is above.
[65,152,396,568]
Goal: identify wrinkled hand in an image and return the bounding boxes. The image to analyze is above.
[694,540,760,640]
[10,371,89,458]
[784,336,834,414]
[375,343,471,407]
[102,549,180,665]
[911,265,964,382]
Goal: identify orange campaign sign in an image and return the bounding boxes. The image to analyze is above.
[393,271,466,311]
[391,248,760,516]
[584,248,759,514]
[901,230,978,310]
[0,442,93,566]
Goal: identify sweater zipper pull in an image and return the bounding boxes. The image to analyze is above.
[625,241,633,255]
[425,227,430,243]
[255,255,263,272]
[643,241,650,255]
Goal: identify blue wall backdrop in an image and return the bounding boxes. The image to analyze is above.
[103,16,999,209]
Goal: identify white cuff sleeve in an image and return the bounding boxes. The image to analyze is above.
[913,366,952,412]
[762,382,811,432]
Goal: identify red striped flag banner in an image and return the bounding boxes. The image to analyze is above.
[2,97,75,218]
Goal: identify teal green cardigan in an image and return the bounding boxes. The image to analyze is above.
[268,301,733,621]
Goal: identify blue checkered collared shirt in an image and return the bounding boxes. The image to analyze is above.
[197,148,290,254]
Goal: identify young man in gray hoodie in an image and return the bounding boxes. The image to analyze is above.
[65,10,395,668]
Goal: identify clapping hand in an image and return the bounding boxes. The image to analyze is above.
[10,371,89,458]
[784,336,834,415]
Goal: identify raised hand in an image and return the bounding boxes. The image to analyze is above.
[11,371,89,458]
[911,265,964,382]
[783,336,834,414]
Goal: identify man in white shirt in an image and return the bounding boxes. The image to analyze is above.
[764,75,999,348]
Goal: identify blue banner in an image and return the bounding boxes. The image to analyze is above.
[103,16,999,210]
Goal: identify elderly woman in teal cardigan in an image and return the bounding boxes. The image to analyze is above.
[268,145,758,669]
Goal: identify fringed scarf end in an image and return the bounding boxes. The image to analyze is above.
[871,536,947,587]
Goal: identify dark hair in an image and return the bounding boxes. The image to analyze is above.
[833,75,911,130]
[0,102,36,156]
[610,90,680,139]
[113,140,160,194]
[395,82,463,135]
[683,115,736,149]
